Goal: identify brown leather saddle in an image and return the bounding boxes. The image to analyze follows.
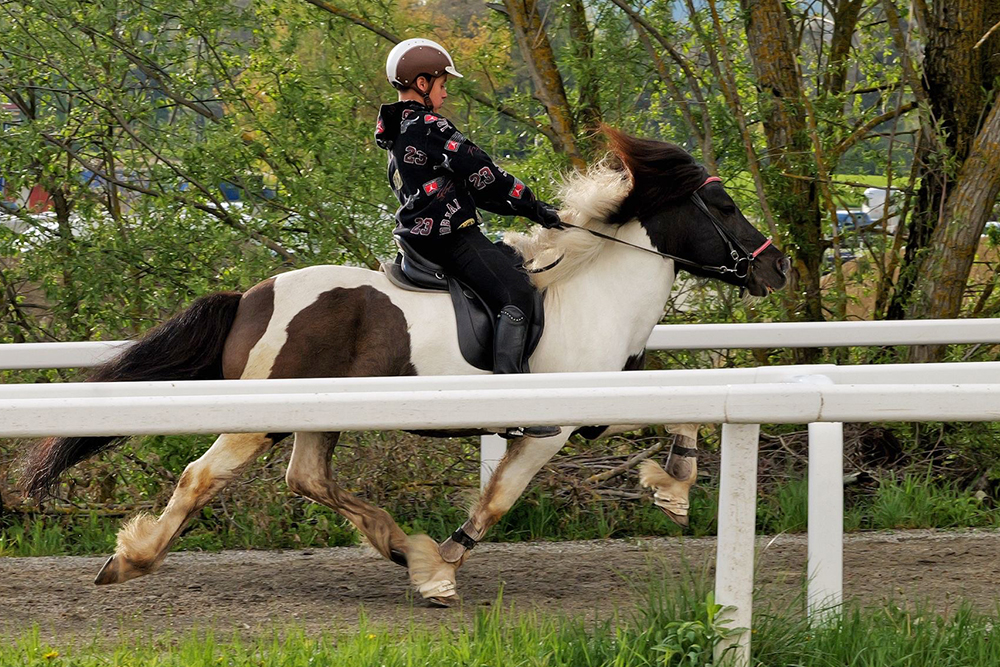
[381,236,545,372]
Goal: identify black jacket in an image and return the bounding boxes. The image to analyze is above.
[375,100,549,238]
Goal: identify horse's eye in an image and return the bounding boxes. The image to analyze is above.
[719,204,737,216]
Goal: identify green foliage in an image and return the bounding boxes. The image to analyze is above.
[651,596,732,666]
[757,478,810,534]
[3,468,996,558]
[867,473,996,531]
[0,511,114,557]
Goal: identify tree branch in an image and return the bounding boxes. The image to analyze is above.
[830,101,918,162]
[584,439,667,485]
[301,0,398,41]
[35,130,298,263]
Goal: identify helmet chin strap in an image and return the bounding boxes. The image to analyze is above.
[413,77,434,109]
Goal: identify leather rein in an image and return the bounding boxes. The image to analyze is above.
[547,176,772,283]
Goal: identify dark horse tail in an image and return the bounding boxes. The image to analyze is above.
[19,291,243,500]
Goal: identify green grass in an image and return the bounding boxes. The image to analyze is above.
[3,474,996,558]
[866,473,996,530]
[0,511,115,557]
[755,473,998,535]
[3,576,999,666]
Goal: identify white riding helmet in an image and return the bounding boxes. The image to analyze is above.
[386,38,464,88]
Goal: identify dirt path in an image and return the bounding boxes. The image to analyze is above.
[3,529,999,642]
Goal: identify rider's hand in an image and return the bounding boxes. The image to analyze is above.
[536,203,565,230]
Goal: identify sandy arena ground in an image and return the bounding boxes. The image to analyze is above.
[2,529,998,642]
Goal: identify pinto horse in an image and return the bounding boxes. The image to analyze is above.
[19,128,789,606]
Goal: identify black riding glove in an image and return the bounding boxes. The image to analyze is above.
[536,202,565,230]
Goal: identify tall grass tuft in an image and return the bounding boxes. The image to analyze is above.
[867,472,996,530]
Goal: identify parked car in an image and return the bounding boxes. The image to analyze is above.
[835,209,874,233]
[863,187,903,232]
[822,245,857,274]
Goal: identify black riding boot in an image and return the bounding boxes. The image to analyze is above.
[495,306,561,439]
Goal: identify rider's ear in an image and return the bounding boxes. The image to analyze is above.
[415,75,430,94]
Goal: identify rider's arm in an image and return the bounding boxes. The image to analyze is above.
[422,116,549,222]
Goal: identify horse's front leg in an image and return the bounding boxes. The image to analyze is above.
[95,432,277,584]
[439,429,572,568]
[639,423,699,527]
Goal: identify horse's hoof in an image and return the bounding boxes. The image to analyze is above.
[94,554,149,585]
[656,505,690,528]
[426,593,459,608]
[438,537,465,564]
[94,555,121,585]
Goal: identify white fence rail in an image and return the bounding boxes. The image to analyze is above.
[5,318,1000,370]
[4,375,1000,437]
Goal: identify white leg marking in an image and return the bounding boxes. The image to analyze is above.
[118,432,271,568]
[483,430,572,517]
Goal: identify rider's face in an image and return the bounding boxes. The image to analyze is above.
[417,74,448,112]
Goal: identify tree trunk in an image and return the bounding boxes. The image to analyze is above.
[822,0,865,96]
[628,17,715,173]
[566,0,601,139]
[50,184,84,338]
[503,0,586,169]
[613,0,719,172]
[888,0,1000,353]
[741,0,824,332]
[906,100,1000,360]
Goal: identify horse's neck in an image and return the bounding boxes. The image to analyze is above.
[532,222,675,372]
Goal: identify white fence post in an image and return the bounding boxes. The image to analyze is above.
[714,423,760,667]
[808,421,844,620]
[480,434,507,491]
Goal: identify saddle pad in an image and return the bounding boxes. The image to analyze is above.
[380,262,443,293]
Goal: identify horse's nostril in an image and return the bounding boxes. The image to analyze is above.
[776,257,791,276]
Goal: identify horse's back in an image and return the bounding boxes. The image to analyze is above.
[223,264,477,380]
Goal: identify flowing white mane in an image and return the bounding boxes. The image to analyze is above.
[504,161,632,290]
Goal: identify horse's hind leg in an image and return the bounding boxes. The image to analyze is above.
[285,431,457,605]
[95,432,277,585]
[639,423,699,527]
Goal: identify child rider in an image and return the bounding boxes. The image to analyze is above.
[375,38,564,439]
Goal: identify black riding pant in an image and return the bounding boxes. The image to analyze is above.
[402,228,535,320]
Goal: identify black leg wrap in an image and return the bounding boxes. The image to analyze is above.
[450,526,479,551]
[670,445,699,458]
[389,548,408,568]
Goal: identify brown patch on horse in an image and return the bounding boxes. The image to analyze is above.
[270,285,415,378]
[222,278,276,379]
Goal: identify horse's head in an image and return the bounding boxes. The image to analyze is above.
[604,127,790,297]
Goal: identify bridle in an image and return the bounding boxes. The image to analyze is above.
[552,175,773,284]
[689,176,773,280]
